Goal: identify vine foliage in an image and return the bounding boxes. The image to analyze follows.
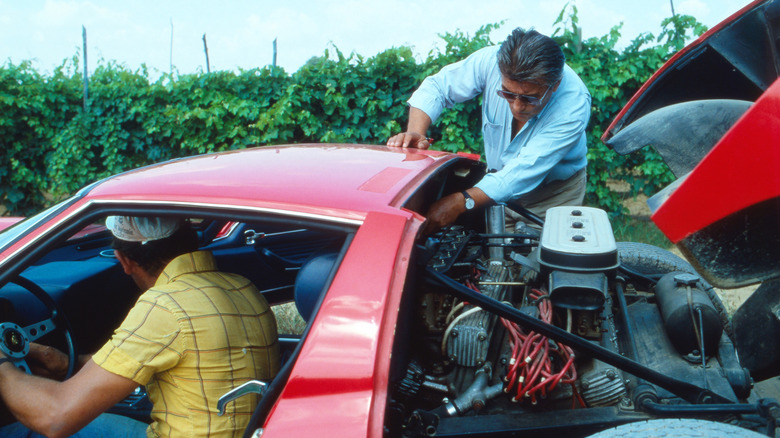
[0,8,705,216]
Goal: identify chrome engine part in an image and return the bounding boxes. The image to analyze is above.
[445,262,513,367]
[578,356,627,407]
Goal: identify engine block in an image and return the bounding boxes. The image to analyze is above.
[446,263,513,367]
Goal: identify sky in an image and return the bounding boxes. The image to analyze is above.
[0,0,754,77]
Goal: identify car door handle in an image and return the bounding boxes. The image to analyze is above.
[217,380,268,416]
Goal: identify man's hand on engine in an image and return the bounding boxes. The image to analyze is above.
[422,193,467,235]
[422,189,493,236]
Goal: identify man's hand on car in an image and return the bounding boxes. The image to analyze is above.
[387,132,432,149]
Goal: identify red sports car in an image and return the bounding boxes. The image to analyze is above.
[1,1,779,437]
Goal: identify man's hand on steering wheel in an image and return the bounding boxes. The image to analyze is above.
[0,276,79,379]
[26,344,70,381]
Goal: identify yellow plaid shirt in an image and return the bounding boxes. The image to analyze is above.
[93,251,280,437]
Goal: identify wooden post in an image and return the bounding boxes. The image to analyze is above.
[169,18,174,75]
[82,25,88,110]
[273,38,277,68]
[203,33,211,73]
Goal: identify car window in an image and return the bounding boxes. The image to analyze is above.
[3,210,350,347]
[0,196,79,252]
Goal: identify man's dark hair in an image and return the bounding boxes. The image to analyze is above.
[111,220,199,274]
[497,28,565,87]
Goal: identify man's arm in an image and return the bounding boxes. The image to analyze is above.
[387,46,498,149]
[422,187,492,235]
[386,107,433,149]
[0,358,139,438]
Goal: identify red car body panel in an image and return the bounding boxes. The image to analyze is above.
[652,78,780,242]
[601,0,780,287]
[602,0,779,244]
[0,144,455,265]
[263,211,421,437]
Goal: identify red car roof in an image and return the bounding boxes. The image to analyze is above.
[85,144,456,221]
[0,218,22,232]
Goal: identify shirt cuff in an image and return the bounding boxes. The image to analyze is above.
[475,174,512,203]
[93,343,154,385]
[407,90,444,123]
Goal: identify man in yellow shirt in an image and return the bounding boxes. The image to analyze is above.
[0,216,280,437]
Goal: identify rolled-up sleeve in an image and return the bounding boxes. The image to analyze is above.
[407,46,499,122]
[93,293,184,385]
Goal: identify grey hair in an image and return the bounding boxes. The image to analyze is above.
[497,28,565,87]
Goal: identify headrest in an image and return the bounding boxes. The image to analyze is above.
[294,252,338,322]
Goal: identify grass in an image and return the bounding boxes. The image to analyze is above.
[272,302,307,335]
[610,214,673,249]
[594,180,674,249]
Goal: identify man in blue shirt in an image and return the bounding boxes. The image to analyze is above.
[387,28,591,234]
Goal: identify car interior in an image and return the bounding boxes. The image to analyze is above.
[0,211,354,425]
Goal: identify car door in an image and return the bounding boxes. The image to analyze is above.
[257,209,423,438]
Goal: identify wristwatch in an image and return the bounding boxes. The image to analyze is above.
[461,191,475,210]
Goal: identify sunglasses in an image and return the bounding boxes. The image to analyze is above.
[496,85,552,107]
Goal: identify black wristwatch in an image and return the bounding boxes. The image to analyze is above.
[461,191,475,210]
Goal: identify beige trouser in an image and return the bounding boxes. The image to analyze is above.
[505,168,587,232]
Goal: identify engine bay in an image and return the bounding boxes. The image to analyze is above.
[385,205,770,437]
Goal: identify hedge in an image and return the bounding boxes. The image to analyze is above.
[0,6,706,216]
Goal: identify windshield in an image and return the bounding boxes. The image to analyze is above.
[0,196,79,252]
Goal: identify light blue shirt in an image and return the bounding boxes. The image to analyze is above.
[408,45,591,203]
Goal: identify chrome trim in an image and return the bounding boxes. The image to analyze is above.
[88,200,364,226]
[218,224,309,244]
[259,285,294,294]
[218,380,268,416]
[278,335,302,344]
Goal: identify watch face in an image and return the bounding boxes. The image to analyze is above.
[465,198,475,209]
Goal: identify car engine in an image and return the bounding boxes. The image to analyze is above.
[386,206,757,437]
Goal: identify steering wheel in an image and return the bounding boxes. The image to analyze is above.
[0,276,78,378]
